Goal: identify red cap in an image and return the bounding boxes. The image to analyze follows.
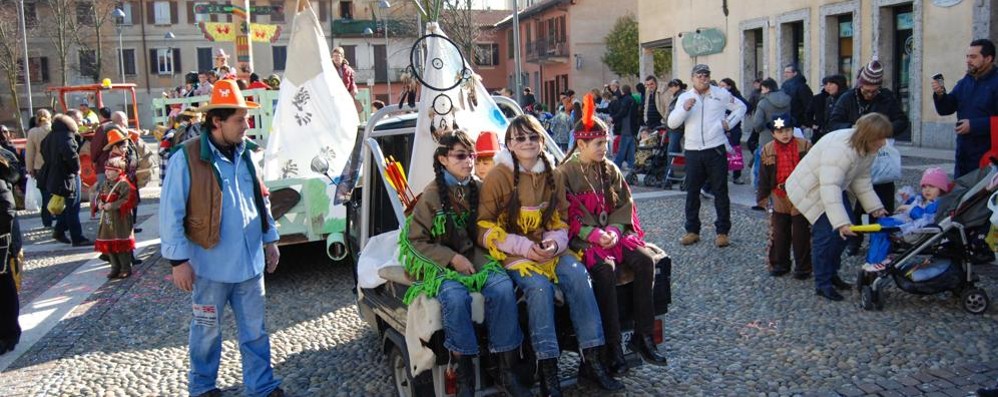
[475,131,501,157]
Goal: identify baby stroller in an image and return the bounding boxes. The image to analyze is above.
[625,126,670,188]
[663,150,687,191]
[853,166,997,314]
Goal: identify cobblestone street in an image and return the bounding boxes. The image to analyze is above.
[1,152,996,396]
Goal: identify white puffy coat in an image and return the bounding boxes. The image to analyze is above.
[786,129,885,230]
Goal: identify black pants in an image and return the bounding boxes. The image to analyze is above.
[767,212,812,275]
[848,182,895,251]
[684,146,731,234]
[0,217,21,344]
[588,245,656,345]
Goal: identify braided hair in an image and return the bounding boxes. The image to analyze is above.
[565,117,619,210]
[432,131,477,240]
[504,115,558,234]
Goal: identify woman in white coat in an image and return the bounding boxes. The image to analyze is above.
[785,113,891,301]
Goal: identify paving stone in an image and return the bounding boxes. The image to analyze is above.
[915,383,939,393]
[858,383,884,393]
[877,390,904,397]
[913,373,940,383]
[931,379,955,389]
[964,364,990,374]
[926,369,957,380]
[940,388,968,397]
[837,386,866,397]
[898,377,922,387]
[922,392,948,397]
[896,386,923,396]
[877,379,905,391]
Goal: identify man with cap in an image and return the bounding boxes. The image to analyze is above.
[159,79,285,397]
[932,39,998,178]
[78,102,99,126]
[667,64,747,248]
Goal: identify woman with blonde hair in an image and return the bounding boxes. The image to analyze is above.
[25,109,53,226]
[785,113,892,301]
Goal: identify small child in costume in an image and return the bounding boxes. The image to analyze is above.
[756,113,813,278]
[862,167,950,272]
[93,157,137,279]
[473,131,500,180]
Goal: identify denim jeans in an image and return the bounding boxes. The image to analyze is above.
[683,146,731,235]
[811,210,848,292]
[437,272,523,355]
[506,255,605,360]
[54,175,85,242]
[614,134,636,169]
[188,274,280,397]
[752,148,762,190]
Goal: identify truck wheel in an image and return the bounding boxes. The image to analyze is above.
[388,346,435,397]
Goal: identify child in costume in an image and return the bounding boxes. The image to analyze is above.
[93,156,137,279]
[862,167,950,272]
[474,131,500,180]
[478,115,623,395]
[559,94,667,375]
[398,131,529,396]
[756,113,813,278]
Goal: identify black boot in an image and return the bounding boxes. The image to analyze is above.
[831,275,853,291]
[579,347,625,391]
[455,355,475,397]
[538,358,562,397]
[604,343,629,376]
[628,334,667,365]
[496,350,531,397]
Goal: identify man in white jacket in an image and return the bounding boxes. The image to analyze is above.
[667,64,747,247]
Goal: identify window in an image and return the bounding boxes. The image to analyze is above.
[156,48,175,74]
[270,1,284,22]
[79,49,97,79]
[272,45,287,70]
[339,1,353,19]
[120,49,136,75]
[197,47,213,72]
[474,43,499,67]
[116,3,134,25]
[342,45,357,67]
[24,3,37,28]
[154,1,172,25]
[77,2,95,26]
[18,57,50,84]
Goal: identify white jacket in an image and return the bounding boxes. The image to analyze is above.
[667,85,746,151]
[786,129,885,229]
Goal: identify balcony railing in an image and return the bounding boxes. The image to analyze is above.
[331,19,417,37]
[525,38,569,63]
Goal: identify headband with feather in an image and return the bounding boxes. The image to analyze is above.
[574,93,605,140]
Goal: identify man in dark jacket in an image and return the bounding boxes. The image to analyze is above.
[613,85,641,169]
[782,63,814,128]
[808,75,847,143]
[38,115,89,246]
[933,39,998,177]
[0,145,23,355]
[828,60,909,137]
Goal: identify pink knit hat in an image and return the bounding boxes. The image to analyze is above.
[920,167,951,193]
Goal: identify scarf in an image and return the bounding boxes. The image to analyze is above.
[774,139,799,197]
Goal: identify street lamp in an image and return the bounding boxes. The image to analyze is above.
[113,7,127,109]
[164,32,176,92]
[377,0,391,101]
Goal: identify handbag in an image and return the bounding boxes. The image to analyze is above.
[727,145,745,171]
[870,141,902,184]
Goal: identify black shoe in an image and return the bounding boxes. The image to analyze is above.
[0,339,14,355]
[99,254,109,261]
[977,387,998,397]
[815,288,844,301]
[496,350,531,397]
[52,231,71,244]
[579,347,625,391]
[793,272,811,280]
[831,276,853,291]
[604,343,629,376]
[538,358,562,397]
[769,269,790,277]
[844,245,860,256]
[455,355,475,397]
[134,228,143,233]
[266,387,285,397]
[194,388,222,397]
[72,238,92,247]
[628,334,667,366]
[131,255,143,265]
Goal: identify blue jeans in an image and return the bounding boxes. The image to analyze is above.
[614,134,636,169]
[811,211,848,292]
[506,255,605,360]
[54,175,85,242]
[437,272,523,355]
[752,148,761,190]
[189,274,280,397]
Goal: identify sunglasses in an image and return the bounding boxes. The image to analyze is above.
[695,72,711,78]
[448,152,477,161]
[512,134,541,143]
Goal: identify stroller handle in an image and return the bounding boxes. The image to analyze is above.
[850,224,900,233]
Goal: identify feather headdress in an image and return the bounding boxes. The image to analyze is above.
[573,93,606,140]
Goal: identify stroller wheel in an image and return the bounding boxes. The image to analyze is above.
[855,268,869,293]
[860,286,875,311]
[873,289,885,311]
[960,287,990,315]
[645,174,662,187]
[625,172,638,186]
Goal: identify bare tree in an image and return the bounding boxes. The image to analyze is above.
[40,0,80,87]
[74,0,121,83]
[0,2,25,134]
[440,0,488,63]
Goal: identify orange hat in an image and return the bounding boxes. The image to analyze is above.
[104,128,127,151]
[475,131,501,158]
[194,79,259,112]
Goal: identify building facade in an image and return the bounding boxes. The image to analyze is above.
[638,0,998,149]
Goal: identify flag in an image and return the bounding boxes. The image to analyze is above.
[263,2,359,222]
[407,22,510,191]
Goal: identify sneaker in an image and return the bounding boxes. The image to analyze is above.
[715,234,730,247]
[700,189,715,200]
[680,233,700,246]
[862,262,887,272]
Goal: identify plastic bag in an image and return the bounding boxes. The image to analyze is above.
[24,176,41,212]
[871,142,902,184]
[48,194,66,215]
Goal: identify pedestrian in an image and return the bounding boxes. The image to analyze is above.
[809,75,847,143]
[643,75,668,129]
[399,130,530,396]
[473,130,500,179]
[667,64,747,247]
[662,79,688,184]
[756,113,812,278]
[750,78,792,189]
[612,84,640,169]
[786,113,891,301]
[90,107,115,190]
[828,58,909,255]
[25,109,52,227]
[0,143,23,355]
[521,86,536,112]
[559,95,667,376]
[38,115,90,246]
[548,104,573,151]
[247,73,271,90]
[194,71,214,96]
[332,46,358,97]
[92,156,136,279]
[747,78,763,113]
[932,39,998,178]
[477,115,622,395]
[159,80,285,397]
[608,79,623,98]
[371,100,385,111]
[78,102,99,126]
[781,63,814,127]
[718,78,751,184]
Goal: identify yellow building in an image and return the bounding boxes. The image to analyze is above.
[638,0,997,149]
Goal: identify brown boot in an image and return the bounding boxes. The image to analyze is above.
[680,233,700,246]
[715,234,730,247]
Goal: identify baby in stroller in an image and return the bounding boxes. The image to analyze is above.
[862,167,951,272]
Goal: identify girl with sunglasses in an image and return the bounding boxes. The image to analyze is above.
[399,131,530,396]
[560,95,668,377]
[478,115,623,396]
